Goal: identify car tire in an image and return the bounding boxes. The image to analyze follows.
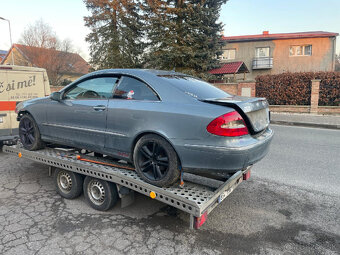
[83,176,118,211]
[19,114,44,150]
[54,168,83,199]
[133,134,180,187]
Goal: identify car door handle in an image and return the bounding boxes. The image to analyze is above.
[93,105,106,111]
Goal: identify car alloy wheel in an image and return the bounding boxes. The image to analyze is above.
[18,114,44,151]
[137,141,170,181]
[134,134,180,187]
[19,117,35,146]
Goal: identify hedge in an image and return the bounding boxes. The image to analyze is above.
[318,72,340,106]
[256,72,340,106]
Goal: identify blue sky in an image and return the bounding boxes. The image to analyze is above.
[221,0,340,37]
[0,0,339,61]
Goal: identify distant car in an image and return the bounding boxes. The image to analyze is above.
[16,69,273,187]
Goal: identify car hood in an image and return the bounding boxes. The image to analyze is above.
[16,97,49,113]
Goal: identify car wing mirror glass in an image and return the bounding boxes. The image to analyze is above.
[50,92,61,101]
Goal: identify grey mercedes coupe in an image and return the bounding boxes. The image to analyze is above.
[16,69,273,187]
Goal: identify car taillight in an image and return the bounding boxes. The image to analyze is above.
[207,111,249,137]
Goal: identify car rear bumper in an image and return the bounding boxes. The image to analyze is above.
[172,127,274,172]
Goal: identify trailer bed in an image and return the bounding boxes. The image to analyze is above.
[2,144,250,229]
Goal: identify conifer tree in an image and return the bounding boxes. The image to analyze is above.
[84,0,145,69]
[143,0,227,78]
[84,0,227,77]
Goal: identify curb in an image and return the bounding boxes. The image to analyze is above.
[271,120,340,130]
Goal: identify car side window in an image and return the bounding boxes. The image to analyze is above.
[113,76,159,101]
[64,77,118,100]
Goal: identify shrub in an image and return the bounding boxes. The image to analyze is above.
[317,72,340,106]
[256,72,340,106]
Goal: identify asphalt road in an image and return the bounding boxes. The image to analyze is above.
[0,125,339,254]
[253,124,340,195]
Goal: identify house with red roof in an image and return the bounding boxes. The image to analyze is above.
[210,31,338,80]
[1,44,91,85]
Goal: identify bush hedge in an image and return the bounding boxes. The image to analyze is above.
[256,72,340,106]
[318,72,340,106]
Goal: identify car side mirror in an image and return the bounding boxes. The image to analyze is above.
[50,92,62,101]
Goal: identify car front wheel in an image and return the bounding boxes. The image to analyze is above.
[133,134,180,187]
[19,114,44,150]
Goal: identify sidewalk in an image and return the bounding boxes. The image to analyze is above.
[270,112,340,130]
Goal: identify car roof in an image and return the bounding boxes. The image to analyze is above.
[62,69,195,103]
[86,68,187,79]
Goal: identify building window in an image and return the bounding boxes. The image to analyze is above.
[221,49,236,60]
[289,45,312,56]
[304,45,312,56]
[255,47,270,58]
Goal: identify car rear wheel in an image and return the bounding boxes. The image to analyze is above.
[19,114,44,150]
[133,134,180,187]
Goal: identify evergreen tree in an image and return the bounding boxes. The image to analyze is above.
[143,0,227,78]
[84,0,145,69]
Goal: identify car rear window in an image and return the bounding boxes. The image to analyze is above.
[158,75,231,99]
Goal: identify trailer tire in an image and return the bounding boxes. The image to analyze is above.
[54,169,83,199]
[83,177,118,211]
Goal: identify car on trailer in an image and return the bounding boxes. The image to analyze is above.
[15,69,273,187]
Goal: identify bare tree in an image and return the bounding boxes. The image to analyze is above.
[18,19,80,85]
[19,19,58,49]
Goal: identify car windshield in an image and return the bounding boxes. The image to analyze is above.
[158,75,231,99]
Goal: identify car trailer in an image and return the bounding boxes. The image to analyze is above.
[2,144,251,229]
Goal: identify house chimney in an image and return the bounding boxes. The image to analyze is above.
[263,31,269,35]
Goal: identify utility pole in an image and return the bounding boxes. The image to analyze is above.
[0,17,15,65]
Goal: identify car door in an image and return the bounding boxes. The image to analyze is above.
[45,76,118,149]
[104,76,160,158]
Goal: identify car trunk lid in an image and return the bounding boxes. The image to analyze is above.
[201,96,270,134]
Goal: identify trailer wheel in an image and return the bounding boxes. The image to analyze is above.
[83,177,118,211]
[54,169,83,199]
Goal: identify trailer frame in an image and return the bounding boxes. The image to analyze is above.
[3,144,251,229]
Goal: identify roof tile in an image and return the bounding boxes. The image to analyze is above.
[222,31,339,42]
[11,44,90,75]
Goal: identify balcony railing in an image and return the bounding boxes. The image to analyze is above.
[252,57,273,69]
